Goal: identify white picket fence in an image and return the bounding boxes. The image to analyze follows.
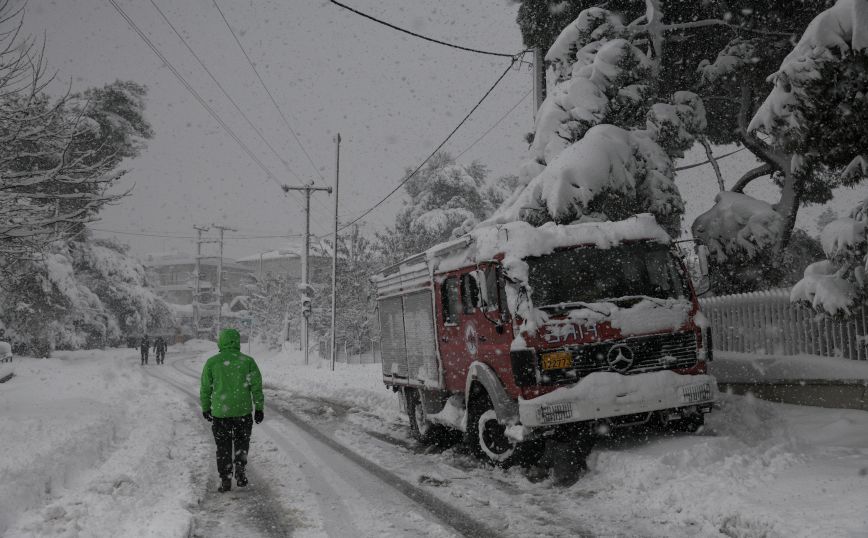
[699,288,868,361]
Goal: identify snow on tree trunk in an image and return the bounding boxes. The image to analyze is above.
[489,6,706,236]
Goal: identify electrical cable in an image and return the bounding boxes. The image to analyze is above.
[108,0,331,236]
[675,147,745,172]
[335,55,523,234]
[329,0,522,59]
[89,227,304,240]
[212,0,325,183]
[148,0,305,186]
[455,88,531,160]
[107,0,288,194]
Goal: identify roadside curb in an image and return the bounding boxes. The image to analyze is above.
[719,379,868,411]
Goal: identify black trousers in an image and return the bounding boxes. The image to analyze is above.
[140,349,148,364]
[211,415,253,479]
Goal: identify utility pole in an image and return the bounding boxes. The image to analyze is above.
[212,224,237,334]
[283,184,332,365]
[330,134,341,371]
[193,225,210,338]
[533,47,546,112]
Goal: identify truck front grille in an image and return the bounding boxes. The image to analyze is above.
[538,331,698,385]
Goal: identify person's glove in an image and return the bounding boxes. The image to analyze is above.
[202,410,213,422]
[254,409,264,424]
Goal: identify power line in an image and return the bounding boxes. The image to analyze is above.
[336,56,523,233]
[108,0,331,236]
[147,0,305,185]
[212,0,325,183]
[90,227,304,240]
[455,88,531,160]
[329,0,521,59]
[675,147,746,171]
[106,0,288,194]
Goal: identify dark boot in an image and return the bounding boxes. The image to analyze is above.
[235,467,248,487]
[218,478,232,493]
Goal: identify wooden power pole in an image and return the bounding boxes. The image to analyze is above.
[283,184,331,364]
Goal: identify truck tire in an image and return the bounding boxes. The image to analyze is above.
[466,391,543,467]
[673,412,705,433]
[406,389,444,445]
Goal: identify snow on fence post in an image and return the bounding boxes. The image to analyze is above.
[698,288,868,361]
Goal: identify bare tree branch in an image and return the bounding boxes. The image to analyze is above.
[731,163,773,193]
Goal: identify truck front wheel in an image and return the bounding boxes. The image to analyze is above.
[467,392,545,467]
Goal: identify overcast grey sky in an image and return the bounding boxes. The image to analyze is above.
[20,0,533,258]
[18,0,867,259]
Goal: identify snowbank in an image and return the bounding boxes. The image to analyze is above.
[0,349,206,536]
[240,344,402,425]
[709,350,868,383]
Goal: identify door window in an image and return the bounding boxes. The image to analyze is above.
[441,277,461,324]
[460,273,480,314]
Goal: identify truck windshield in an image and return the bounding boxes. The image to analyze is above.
[526,243,688,308]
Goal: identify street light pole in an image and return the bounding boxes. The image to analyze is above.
[330,133,341,371]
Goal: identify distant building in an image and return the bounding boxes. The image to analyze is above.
[143,252,256,337]
[236,246,331,283]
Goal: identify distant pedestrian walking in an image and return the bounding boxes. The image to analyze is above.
[153,336,167,364]
[200,328,264,493]
[140,334,150,365]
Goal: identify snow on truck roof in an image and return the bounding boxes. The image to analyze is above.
[373,214,670,287]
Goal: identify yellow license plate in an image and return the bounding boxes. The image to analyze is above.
[541,351,572,370]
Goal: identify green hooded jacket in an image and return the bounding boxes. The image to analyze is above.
[200,328,264,418]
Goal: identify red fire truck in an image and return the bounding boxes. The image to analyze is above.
[372,214,716,466]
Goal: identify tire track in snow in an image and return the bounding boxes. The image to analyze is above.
[169,355,503,538]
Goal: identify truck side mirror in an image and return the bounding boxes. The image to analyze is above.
[696,245,710,278]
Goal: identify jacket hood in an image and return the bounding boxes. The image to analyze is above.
[218,328,241,352]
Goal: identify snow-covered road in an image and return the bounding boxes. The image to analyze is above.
[151,353,478,538]
[3,343,868,537]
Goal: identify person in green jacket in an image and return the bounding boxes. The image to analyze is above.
[200,328,264,493]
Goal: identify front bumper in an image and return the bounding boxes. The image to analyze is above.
[518,371,717,428]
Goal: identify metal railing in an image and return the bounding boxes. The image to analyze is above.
[699,288,868,360]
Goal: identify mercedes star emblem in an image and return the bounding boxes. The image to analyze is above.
[606,344,634,373]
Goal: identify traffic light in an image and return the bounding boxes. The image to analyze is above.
[301,295,312,318]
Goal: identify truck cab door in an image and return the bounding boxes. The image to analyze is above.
[436,275,466,391]
[460,264,513,382]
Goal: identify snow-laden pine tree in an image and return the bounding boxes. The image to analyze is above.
[378,153,510,263]
[691,0,868,293]
[755,0,868,315]
[491,5,707,235]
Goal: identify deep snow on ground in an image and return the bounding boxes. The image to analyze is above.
[2,342,868,537]
[0,346,209,537]
[255,345,868,537]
